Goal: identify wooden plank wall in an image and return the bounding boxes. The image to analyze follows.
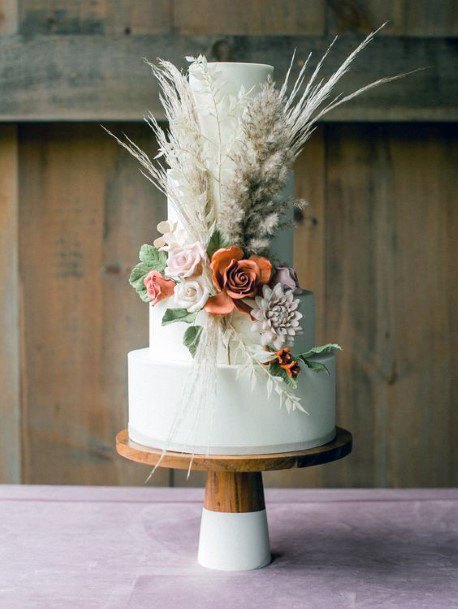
[0,0,456,487]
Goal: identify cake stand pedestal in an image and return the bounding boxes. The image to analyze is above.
[116,427,352,571]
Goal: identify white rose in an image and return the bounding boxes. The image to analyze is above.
[165,242,205,279]
[174,277,209,313]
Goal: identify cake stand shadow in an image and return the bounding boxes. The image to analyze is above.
[116,426,352,571]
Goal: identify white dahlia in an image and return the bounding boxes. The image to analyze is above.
[251,283,303,350]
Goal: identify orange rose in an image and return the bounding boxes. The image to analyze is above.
[205,246,272,315]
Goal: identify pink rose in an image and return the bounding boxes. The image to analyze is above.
[165,242,205,279]
[273,265,302,292]
[144,270,175,305]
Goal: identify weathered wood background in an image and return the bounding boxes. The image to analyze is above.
[0,0,456,488]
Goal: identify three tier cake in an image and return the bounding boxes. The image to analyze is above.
[126,60,341,456]
[116,36,397,457]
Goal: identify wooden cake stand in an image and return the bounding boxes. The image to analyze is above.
[116,427,352,571]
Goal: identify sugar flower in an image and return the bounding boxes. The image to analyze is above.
[273,264,303,293]
[205,246,272,315]
[153,220,178,250]
[165,242,206,279]
[251,283,303,350]
[275,347,301,379]
[174,276,210,313]
[144,270,175,305]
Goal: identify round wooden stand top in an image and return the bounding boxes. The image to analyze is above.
[116,427,352,472]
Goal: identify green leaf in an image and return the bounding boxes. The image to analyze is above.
[300,359,330,375]
[139,244,167,272]
[298,343,342,360]
[269,362,298,389]
[161,308,198,326]
[138,288,152,303]
[183,325,203,358]
[129,263,152,302]
[207,229,230,260]
[129,262,151,287]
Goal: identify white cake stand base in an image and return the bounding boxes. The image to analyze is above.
[198,507,271,571]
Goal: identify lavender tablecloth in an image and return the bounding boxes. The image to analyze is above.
[1,486,457,609]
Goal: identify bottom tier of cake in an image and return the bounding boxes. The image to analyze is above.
[128,349,336,455]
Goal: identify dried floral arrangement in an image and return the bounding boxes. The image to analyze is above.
[110,27,407,415]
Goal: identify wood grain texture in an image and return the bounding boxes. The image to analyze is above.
[204,471,265,512]
[0,0,18,33]
[18,0,171,35]
[448,132,458,487]
[294,127,326,341]
[18,123,169,486]
[327,0,458,37]
[14,0,458,38]
[173,0,325,35]
[0,126,20,483]
[0,34,454,121]
[116,428,353,472]
[323,123,457,487]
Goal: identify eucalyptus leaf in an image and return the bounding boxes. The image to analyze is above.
[300,359,330,375]
[207,229,230,259]
[183,325,203,357]
[129,262,151,287]
[298,343,342,359]
[162,308,197,326]
[139,244,167,272]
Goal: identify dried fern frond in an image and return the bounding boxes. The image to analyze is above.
[221,25,415,254]
[219,79,293,254]
[227,324,306,413]
[106,58,213,245]
[281,24,416,158]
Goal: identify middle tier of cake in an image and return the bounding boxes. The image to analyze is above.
[149,290,316,364]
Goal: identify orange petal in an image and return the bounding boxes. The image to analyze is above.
[204,291,235,315]
[210,246,244,271]
[250,255,272,284]
[162,279,176,298]
[234,298,253,316]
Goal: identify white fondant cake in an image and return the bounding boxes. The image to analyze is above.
[127,61,338,455]
[128,350,335,454]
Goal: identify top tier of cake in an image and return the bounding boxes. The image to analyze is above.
[187,61,294,265]
[189,62,274,212]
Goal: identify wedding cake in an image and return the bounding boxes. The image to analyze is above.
[118,37,396,456]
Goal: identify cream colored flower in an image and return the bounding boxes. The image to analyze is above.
[174,276,209,313]
[153,220,178,250]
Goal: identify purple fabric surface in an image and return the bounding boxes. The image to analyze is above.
[1,486,457,609]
